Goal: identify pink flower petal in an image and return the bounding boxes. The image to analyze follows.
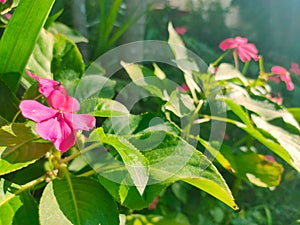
[175,27,187,35]
[282,74,294,91]
[234,36,248,44]
[219,36,258,62]
[27,71,67,97]
[5,13,12,20]
[178,83,190,92]
[271,66,294,91]
[63,96,80,113]
[237,49,251,62]
[47,90,80,112]
[148,197,159,210]
[53,119,76,152]
[219,38,236,50]
[55,131,76,153]
[66,113,96,131]
[36,118,61,142]
[264,155,276,163]
[271,66,288,76]
[290,62,300,75]
[1,0,6,4]
[268,76,281,83]
[19,100,57,123]
[47,90,66,110]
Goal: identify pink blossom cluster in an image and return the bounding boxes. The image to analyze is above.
[19,72,95,152]
[219,36,259,62]
[269,66,294,91]
[290,62,300,75]
[219,36,296,91]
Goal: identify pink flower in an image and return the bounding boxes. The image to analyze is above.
[220,131,229,140]
[290,62,300,75]
[175,27,187,35]
[178,83,190,92]
[219,36,259,62]
[1,0,6,4]
[267,95,283,105]
[270,66,294,91]
[5,13,12,20]
[148,197,159,210]
[20,90,95,152]
[27,71,67,98]
[264,155,276,163]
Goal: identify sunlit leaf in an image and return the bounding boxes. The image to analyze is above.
[165,91,195,117]
[129,131,238,210]
[27,29,54,79]
[95,128,150,195]
[78,98,129,117]
[48,22,88,43]
[0,123,51,176]
[0,179,39,225]
[39,176,119,225]
[0,0,55,92]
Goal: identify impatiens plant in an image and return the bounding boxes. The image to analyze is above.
[0,1,299,225]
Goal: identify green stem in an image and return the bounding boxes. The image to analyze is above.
[61,142,102,163]
[182,100,203,140]
[211,50,230,67]
[259,55,265,75]
[0,174,46,207]
[242,61,250,75]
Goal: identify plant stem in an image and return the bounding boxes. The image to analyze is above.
[242,61,250,75]
[211,50,230,67]
[233,50,239,70]
[61,142,102,163]
[182,100,203,140]
[0,175,46,207]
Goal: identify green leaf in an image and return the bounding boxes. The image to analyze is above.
[27,29,54,79]
[252,115,300,172]
[168,22,203,98]
[78,98,129,117]
[39,176,119,225]
[103,112,180,136]
[168,22,188,60]
[229,94,300,130]
[74,75,116,102]
[215,63,248,86]
[48,22,88,43]
[98,174,168,210]
[231,152,283,187]
[287,108,300,124]
[0,123,51,176]
[96,128,150,195]
[214,142,283,187]
[129,131,238,210]
[52,34,85,81]
[121,61,174,100]
[0,79,19,122]
[0,0,55,92]
[153,63,166,80]
[224,98,300,172]
[0,179,39,225]
[165,91,195,117]
[0,115,8,127]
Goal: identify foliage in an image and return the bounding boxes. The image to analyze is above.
[0,1,299,225]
